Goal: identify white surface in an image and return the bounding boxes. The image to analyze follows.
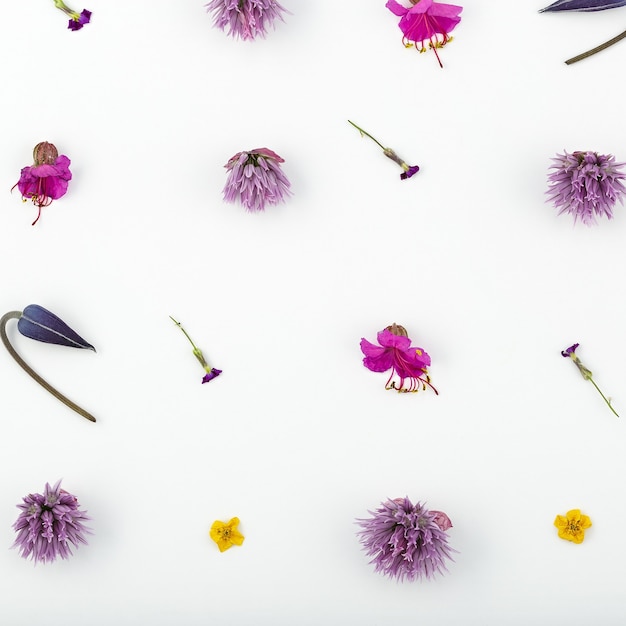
[1,1,626,623]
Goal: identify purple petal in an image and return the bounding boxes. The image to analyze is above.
[561,343,579,357]
[202,368,222,384]
[18,305,95,350]
[540,0,626,11]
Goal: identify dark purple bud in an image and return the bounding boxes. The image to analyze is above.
[561,343,579,358]
[202,368,222,384]
[18,305,95,351]
[540,0,626,12]
[68,9,92,30]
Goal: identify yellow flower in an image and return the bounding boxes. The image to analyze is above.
[554,509,592,544]
[210,517,244,552]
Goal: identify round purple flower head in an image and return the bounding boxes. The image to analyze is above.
[546,150,626,225]
[12,480,91,564]
[205,0,288,41]
[222,147,291,212]
[357,497,455,582]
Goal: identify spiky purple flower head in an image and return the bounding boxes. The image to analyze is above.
[222,147,291,212]
[546,150,626,225]
[12,480,91,564]
[205,0,288,41]
[356,497,455,582]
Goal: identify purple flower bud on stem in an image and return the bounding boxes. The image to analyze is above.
[1,306,97,422]
[170,316,222,385]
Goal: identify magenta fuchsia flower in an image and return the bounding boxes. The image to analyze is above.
[12,480,91,564]
[357,497,456,582]
[205,0,288,41]
[386,0,463,68]
[13,142,72,225]
[222,148,291,212]
[53,1,91,30]
[360,323,437,394]
[546,151,626,225]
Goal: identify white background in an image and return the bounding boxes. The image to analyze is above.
[1,1,626,623]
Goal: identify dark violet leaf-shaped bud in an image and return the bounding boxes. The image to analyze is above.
[18,305,95,350]
[540,0,626,12]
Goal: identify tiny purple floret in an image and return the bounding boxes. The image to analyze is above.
[202,368,222,384]
[401,165,420,180]
[12,480,91,564]
[68,9,91,30]
[561,343,579,358]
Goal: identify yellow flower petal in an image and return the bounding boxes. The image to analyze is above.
[210,517,244,552]
[554,509,591,544]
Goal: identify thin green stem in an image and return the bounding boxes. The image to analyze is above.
[169,316,199,351]
[565,28,626,65]
[348,120,387,151]
[588,377,619,418]
[0,311,96,423]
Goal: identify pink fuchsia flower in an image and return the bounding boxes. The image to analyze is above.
[348,120,419,181]
[53,1,91,30]
[205,0,288,41]
[356,497,456,582]
[222,147,291,212]
[12,480,91,564]
[546,151,626,225]
[360,323,437,394]
[13,142,72,225]
[386,0,463,68]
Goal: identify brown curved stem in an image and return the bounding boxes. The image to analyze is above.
[1,311,96,422]
[566,29,626,65]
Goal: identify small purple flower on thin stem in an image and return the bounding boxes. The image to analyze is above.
[170,316,222,384]
[12,142,72,225]
[348,121,419,181]
[222,148,291,212]
[205,0,288,41]
[356,497,456,582]
[546,151,626,225]
[360,323,437,394]
[562,343,618,417]
[1,305,97,422]
[12,480,91,564]
[52,1,91,30]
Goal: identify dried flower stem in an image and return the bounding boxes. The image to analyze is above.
[169,316,211,370]
[565,28,626,65]
[0,311,96,422]
[348,120,386,151]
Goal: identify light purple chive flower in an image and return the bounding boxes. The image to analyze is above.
[356,497,456,582]
[205,0,288,41]
[540,0,626,11]
[12,480,91,564]
[223,147,291,212]
[546,150,626,225]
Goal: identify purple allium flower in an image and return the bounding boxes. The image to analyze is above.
[540,0,626,11]
[360,323,437,394]
[205,0,288,41]
[546,150,626,225]
[357,497,455,582]
[12,480,91,564]
[222,148,291,212]
[386,0,463,68]
[202,367,223,383]
[13,142,72,225]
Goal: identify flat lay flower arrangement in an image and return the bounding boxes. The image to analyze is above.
[2,1,626,623]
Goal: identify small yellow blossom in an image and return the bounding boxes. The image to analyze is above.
[210,517,244,552]
[554,509,592,544]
